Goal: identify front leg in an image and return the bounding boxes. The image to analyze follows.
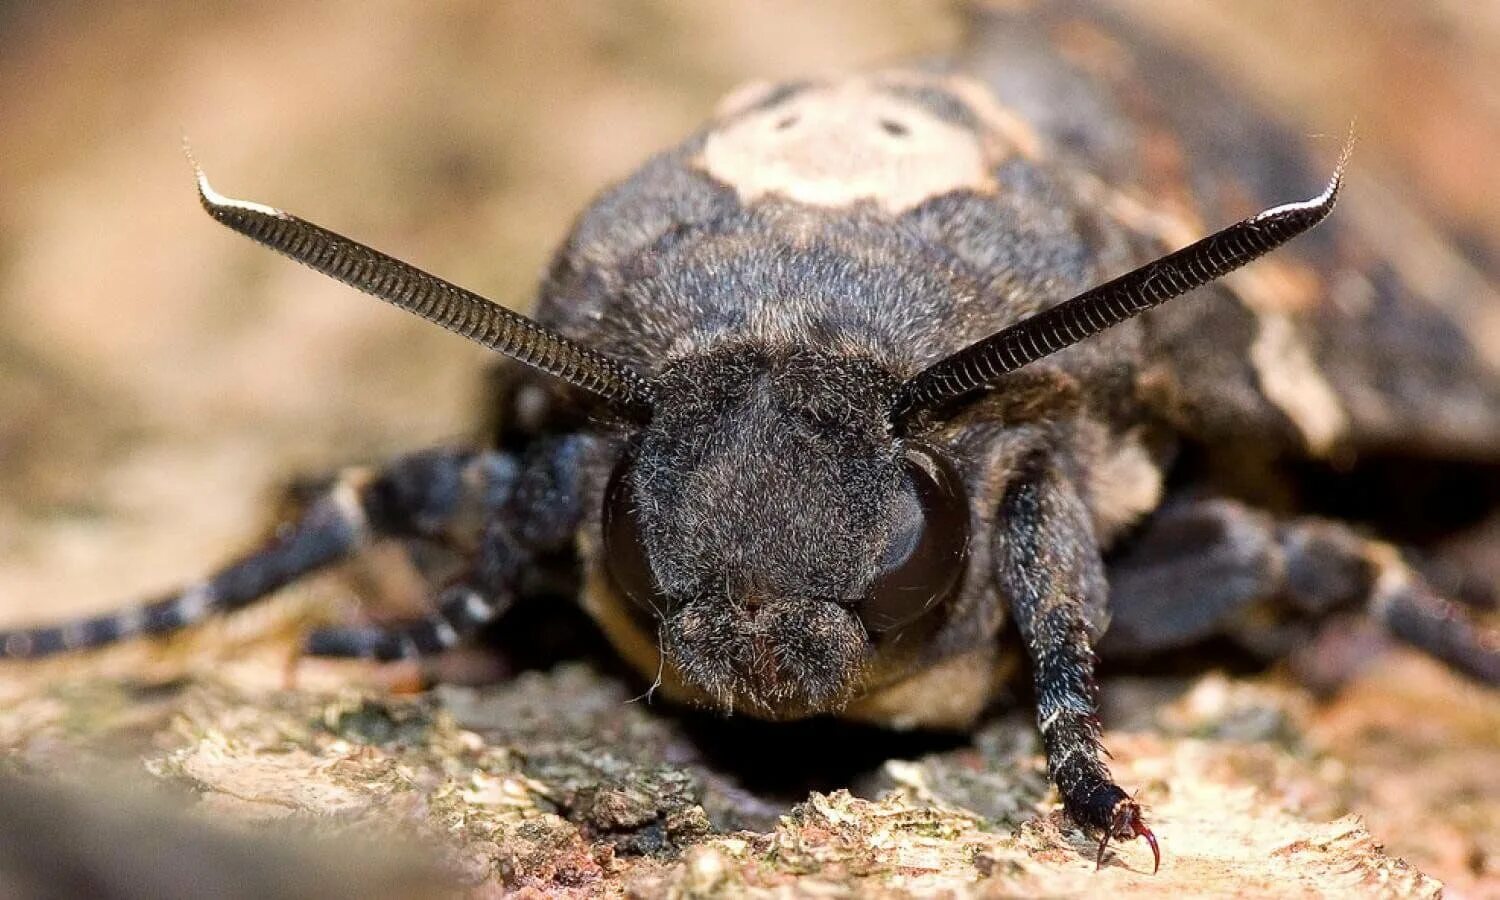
[994,460,1159,872]
[306,435,592,660]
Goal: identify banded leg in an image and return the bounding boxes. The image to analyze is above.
[0,447,511,659]
[994,463,1159,872]
[304,523,524,661]
[1101,499,1500,685]
[302,434,591,660]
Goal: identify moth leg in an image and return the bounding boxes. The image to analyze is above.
[303,435,590,660]
[0,447,509,659]
[1102,499,1499,685]
[1099,499,1280,657]
[303,521,522,661]
[994,463,1160,873]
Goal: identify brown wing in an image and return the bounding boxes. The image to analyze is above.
[959,0,1500,461]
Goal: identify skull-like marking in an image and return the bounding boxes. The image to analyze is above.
[698,77,1005,214]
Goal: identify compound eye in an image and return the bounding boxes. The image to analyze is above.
[860,447,969,634]
[602,459,664,613]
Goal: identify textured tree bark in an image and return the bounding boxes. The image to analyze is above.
[2,624,1494,896]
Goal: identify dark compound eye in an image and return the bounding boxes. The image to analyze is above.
[602,459,665,613]
[604,448,969,630]
[860,447,970,634]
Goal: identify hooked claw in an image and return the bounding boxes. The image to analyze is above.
[1094,797,1160,874]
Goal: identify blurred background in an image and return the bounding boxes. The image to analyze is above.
[0,0,1495,625]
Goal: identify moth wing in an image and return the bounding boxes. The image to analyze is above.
[960,1,1500,461]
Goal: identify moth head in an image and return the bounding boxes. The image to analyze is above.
[191,140,1344,716]
[601,347,969,716]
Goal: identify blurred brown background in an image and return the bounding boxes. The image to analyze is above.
[0,1,1495,625]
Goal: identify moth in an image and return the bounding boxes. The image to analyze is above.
[4,2,1498,874]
